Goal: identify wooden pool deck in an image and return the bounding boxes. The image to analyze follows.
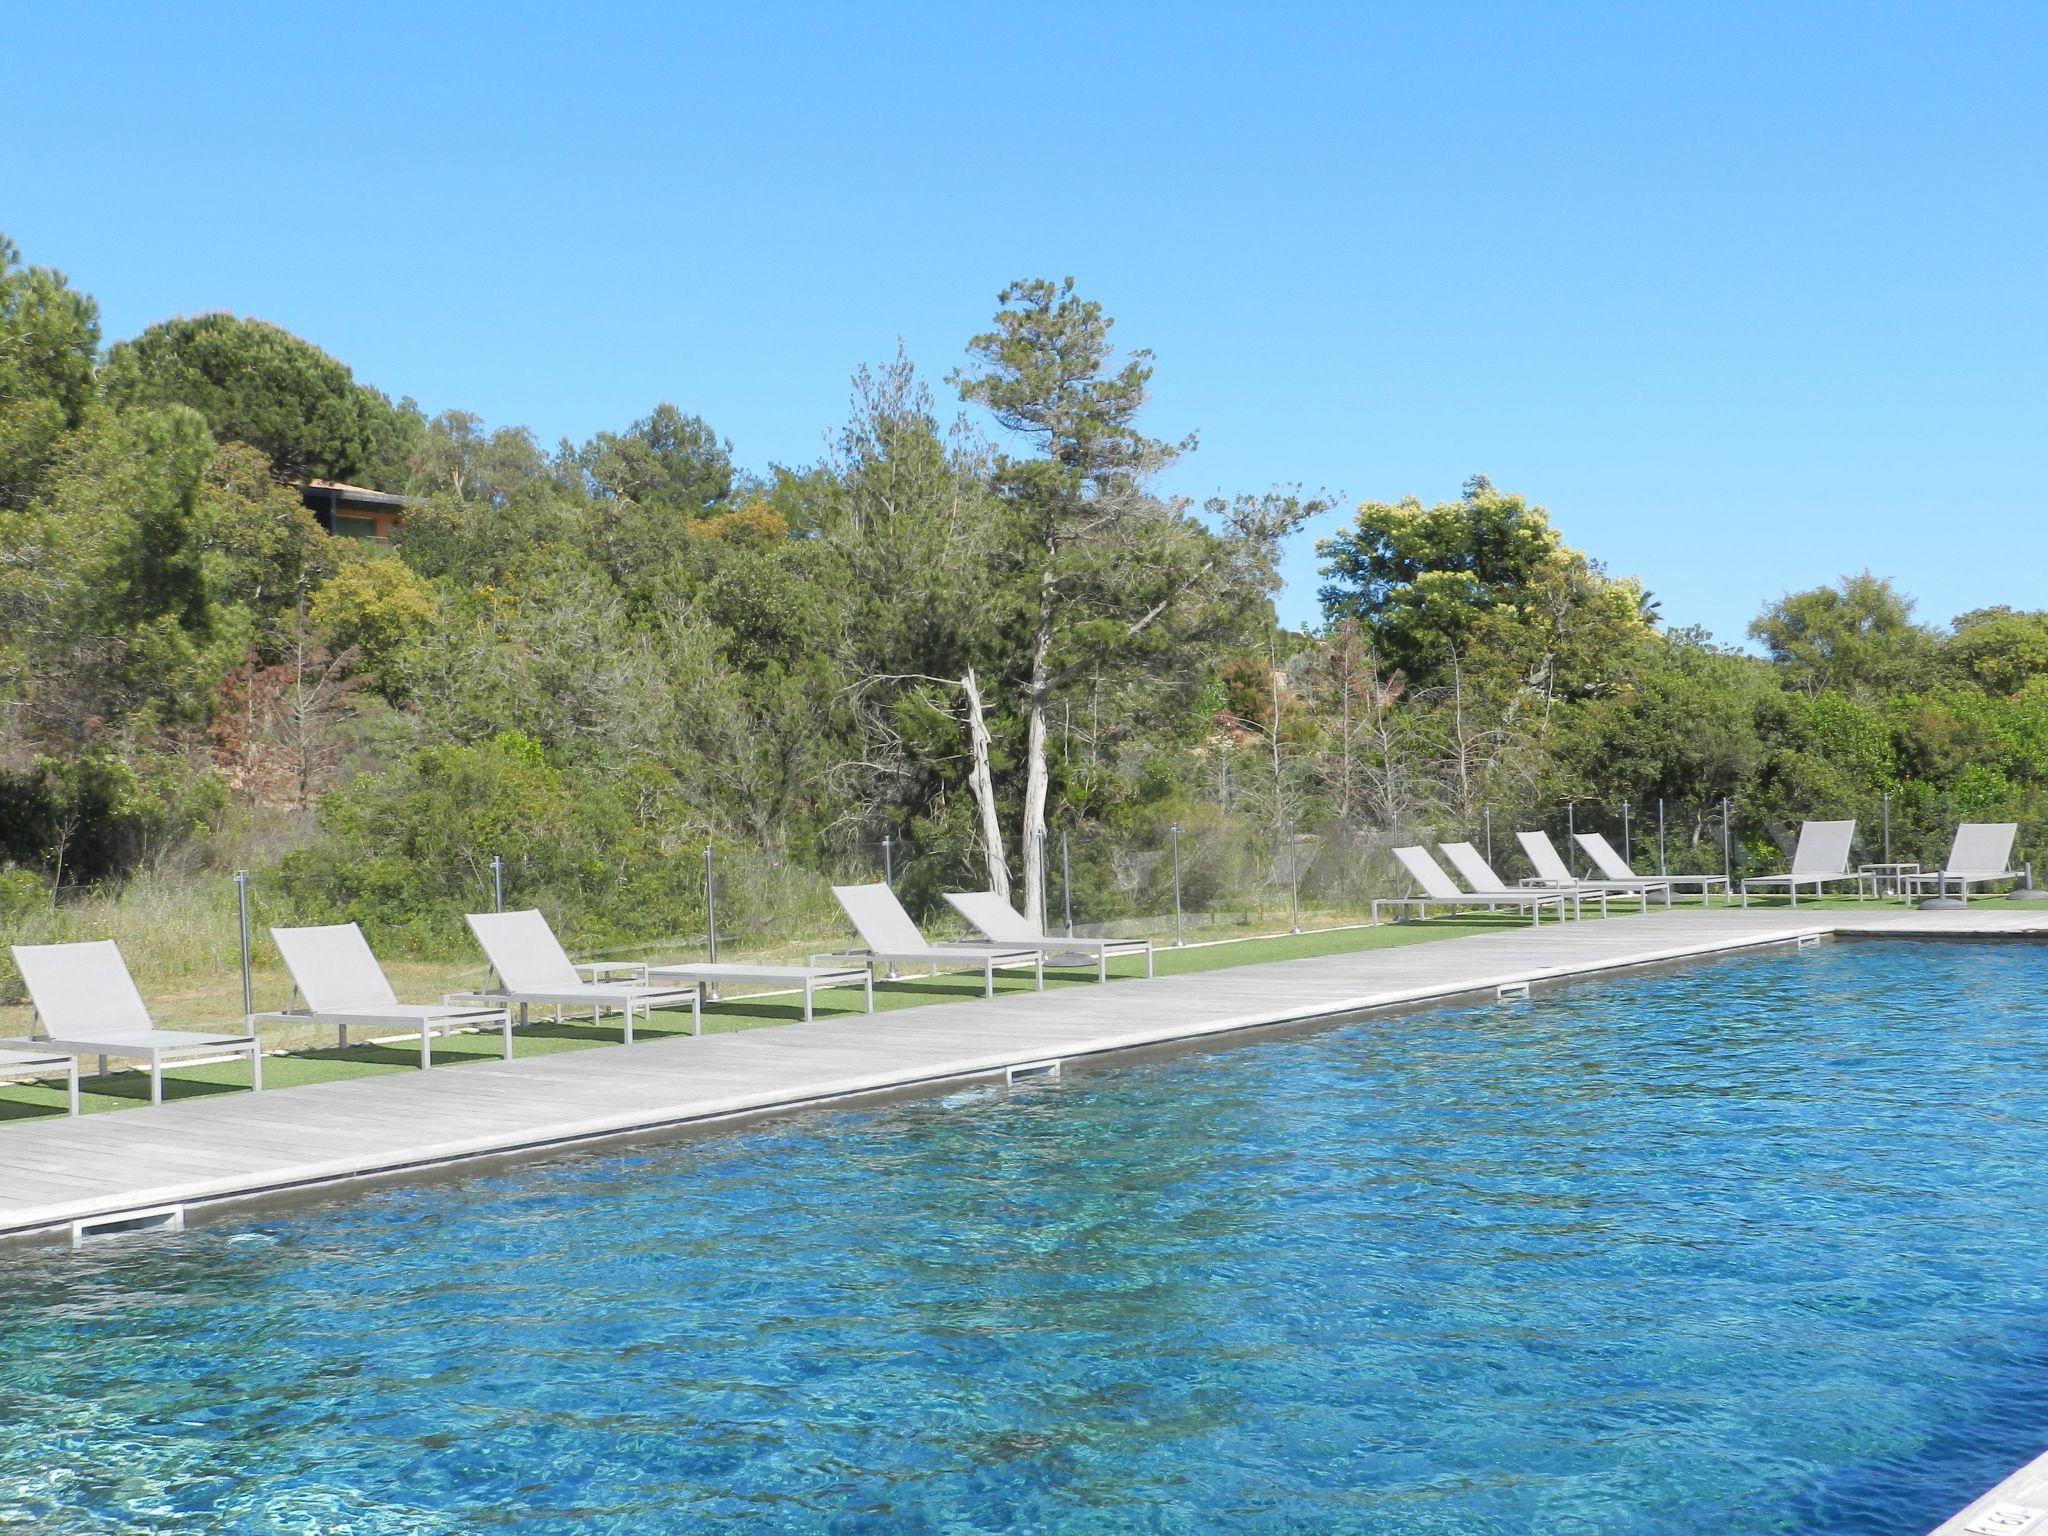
[1,903,2043,1249]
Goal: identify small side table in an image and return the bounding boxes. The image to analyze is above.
[1857,862,1920,899]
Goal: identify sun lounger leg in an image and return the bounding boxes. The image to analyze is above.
[863,969,874,1011]
[803,979,813,1022]
[421,1026,431,1070]
[339,1022,349,1049]
[150,1056,162,1106]
[1035,954,1044,991]
[98,1053,108,1077]
[1145,947,1154,978]
[692,991,702,1036]
[251,1045,263,1091]
[623,1001,635,1045]
[500,1014,513,1059]
[982,960,994,998]
[1098,951,1107,983]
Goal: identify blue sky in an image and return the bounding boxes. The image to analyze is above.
[5,2,2042,643]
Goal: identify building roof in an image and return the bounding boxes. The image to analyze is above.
[299,479,415,509]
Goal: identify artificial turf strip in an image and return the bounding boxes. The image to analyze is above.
[0,895,2009,1122]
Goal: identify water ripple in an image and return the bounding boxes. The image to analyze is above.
[2,940,2046,1533]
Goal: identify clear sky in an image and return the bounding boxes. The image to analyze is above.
[5,2,2042,643]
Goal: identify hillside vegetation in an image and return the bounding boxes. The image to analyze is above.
[3,234,2044,998]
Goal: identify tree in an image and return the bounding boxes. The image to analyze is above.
[0,232,101,508]
[1316,476,1648,694]
[1947,608,2048,696]
[195,441,336,650]
[953,277,1313,921]
[1749,571,1941,699]
[819,353,1011,887]
[101,314,416,487]
[406,409,555,505]
[308,556,437,701]
[576,404,744,598]
[210,619,362,809]
[0,405,219,743]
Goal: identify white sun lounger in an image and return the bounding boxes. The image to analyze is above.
[10,940,262,1105]
[943,890,1155,982]
[258,923,513,1068]
[1516,830,1668,909]
[0,1043,80,1114]
[814,882,1044,996]
[457,909,701,1042]
[1899,822,2021,903]
[1739,819,1859,907]
[1373,846,1569,925]
[1575,830,1729,904]
[1442,841,1602,919]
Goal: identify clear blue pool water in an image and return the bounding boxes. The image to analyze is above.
[4,938,2047,1534]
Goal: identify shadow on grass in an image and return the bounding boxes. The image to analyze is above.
[0,1090,76,1122]
[279,1039,510,1072]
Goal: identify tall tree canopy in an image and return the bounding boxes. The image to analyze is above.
[0,233,101,508]
[101,314,417,488]
[954,276,1314,916]
[1748,571,1941,699]
[1316,475,1649,695]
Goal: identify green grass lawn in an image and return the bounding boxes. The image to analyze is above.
[1,892,2034,1124]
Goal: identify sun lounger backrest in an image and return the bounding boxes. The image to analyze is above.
[832,883,930,953]
[1440,841,1510,894]
[1946,822,2018,876]
[945,890,1041,943]
[465,909,582,993]
[12,940,156,1043]
[271,923,398,1013]
[1516,831,1574,884]
[1575,831,1635,881]
[1391,846,1463,901]
[1789,819,1856,876]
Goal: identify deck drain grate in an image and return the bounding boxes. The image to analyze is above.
[72,1204,185,1247]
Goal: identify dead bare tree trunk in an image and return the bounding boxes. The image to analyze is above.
[960,667,1010,899]
[1019,589,1054,928]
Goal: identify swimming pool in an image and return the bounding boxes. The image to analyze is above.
[2,938,2043,1533]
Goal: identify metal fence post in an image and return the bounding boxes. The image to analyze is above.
[1061,830,1073,938]
[490,853,504,913]
[234,870,253,1021]
[1882,791,1892,863]
[882,834,893,888]
[1483,807,1493,867]
[1565,802,1576,866]
[1621,800,1631,868]
[1288,822,1301,934]
[1036,828,1050,935]
[1657,798,1667,875]
[1721,796,1733,886]
[704,844,718,963]
[1170,823,1184,947]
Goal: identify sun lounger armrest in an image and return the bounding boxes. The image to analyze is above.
[577,961,646,982]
